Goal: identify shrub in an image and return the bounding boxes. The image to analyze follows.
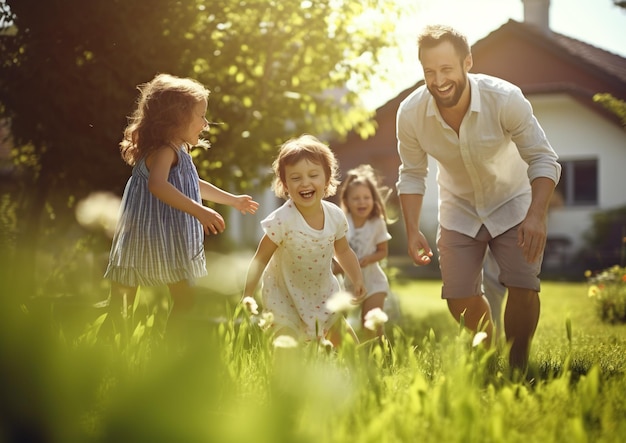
[586,265,626,323]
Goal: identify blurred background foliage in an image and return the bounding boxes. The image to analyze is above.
[0,0,402,292]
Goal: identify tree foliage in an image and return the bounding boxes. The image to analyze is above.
[0,0,400,198]
[182,0,399,189]
[0,0,401,277]
[593,93,626,127]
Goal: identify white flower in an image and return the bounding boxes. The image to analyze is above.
[472,331,488,348]
[273,335,298,349]
[363,308,388,331]
[326,290,357,313]
[75,192,122,238]
[319,338,334,352]
[242,296,259,315]
[258,311,274,331]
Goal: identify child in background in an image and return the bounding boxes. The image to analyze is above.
[104,73,258,336]
[338,164,392,338]
[243,134,366,346]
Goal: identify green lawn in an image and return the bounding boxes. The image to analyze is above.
[2,269,626,443]
[392,278,626,377]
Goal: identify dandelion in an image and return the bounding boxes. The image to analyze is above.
[242,296,259,315]
[472,331,488,348]
[273,335,298,349]
[363,308,388,331]
[258,311,274,331]
[75,191,122,238]
[327,290,357,313]
[584,270,592,278]
[588,285,600,298]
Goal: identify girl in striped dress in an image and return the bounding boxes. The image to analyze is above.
[104,73,258,335]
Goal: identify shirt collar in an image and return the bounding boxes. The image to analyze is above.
[468,74,481,114]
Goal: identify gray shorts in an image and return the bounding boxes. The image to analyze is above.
[437,224,542,299]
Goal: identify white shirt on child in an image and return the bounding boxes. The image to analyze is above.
[261,199,347,340]
[344,214,391,298]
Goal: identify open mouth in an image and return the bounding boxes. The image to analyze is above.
[437,83,453,95]
[299,190,315,199]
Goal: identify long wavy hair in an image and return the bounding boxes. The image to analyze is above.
[339,164,393,223]
[119,73,210,166]
[272,134,340,200]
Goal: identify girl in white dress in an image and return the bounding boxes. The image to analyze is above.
[243,135,366,346]
[338,164,392,338]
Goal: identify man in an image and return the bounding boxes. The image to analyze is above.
[395,24,561,371]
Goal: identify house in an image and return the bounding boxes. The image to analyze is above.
[331,0,626,277]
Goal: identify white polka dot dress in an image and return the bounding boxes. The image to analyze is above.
[261,199,348,340]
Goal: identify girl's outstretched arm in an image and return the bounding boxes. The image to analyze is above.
[147,147,225,234]
[334,236,366,302]
[243,235,277,299]
[199,179,259,215]
[359,241,389,267]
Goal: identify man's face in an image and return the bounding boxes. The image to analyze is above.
[421,40,471,109]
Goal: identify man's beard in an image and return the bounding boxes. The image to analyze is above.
[428,71,467,108]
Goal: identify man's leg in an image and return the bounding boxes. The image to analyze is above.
[504,287,540,371]
[447,295,494,342]
[438,225,493,343]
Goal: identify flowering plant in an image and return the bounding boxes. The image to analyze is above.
[586,265,626,323]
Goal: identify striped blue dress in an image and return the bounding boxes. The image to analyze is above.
[104,147,207,287]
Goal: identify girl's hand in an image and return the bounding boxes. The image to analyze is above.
[351,281,367,304]
[234,195,259,215]
[197,206,226,235]
[359,256,371,267]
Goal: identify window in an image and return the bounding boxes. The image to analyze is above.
[555,159,598,206]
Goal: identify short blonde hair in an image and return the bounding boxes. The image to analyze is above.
[272,134,340,199]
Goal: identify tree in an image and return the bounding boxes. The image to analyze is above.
[593,93,626,127]
[0,0,401,292]
[183,0,399,189]
[0,0,207,294]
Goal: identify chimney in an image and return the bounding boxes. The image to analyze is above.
[522,0,551,34]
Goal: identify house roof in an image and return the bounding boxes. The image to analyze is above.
[374,19,626,116]
[473,19,626,94]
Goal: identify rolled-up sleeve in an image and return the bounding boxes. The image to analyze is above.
[505,89,562,186]
[396,101,429,195]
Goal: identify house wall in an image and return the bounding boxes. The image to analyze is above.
[531,93,626,264]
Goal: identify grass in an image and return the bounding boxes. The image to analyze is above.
[1,264,626,443]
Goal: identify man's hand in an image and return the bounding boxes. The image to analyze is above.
[408,231,433,266]
[517,216,547,263]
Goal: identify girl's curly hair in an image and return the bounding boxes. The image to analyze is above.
[119,73,210,166]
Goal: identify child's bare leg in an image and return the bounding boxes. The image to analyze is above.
[166,280,196,333]
[107,282,138,338]
[361,292,387,339]
[327,317,358,347]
